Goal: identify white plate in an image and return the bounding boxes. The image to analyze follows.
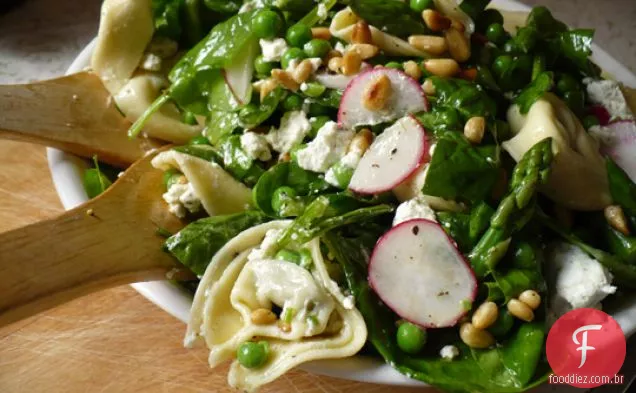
[47,0,636,387]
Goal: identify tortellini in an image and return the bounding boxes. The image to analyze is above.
[503,93,612,211]
[186,221,368,392]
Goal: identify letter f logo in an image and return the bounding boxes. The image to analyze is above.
[572,324,603,368]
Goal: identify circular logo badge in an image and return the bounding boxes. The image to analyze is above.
[546,308,626,388]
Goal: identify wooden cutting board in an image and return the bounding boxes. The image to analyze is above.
[0,140,436,393]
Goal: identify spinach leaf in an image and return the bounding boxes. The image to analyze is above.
[493,239,546,300]
[459,0,491,22]
[430,77,498,121]
[218,135,265,185]
[83,156,113,199]
[152,0,183,40]
[303,88,342,108]
[181,0,205,46]
[350,0,427,38]
[551,29,598,77]
[239,87,286,129]
[605,226,636,265]
[422,132,500,202]
[525,6,567,37]
[203,0,241,13]
[414,106,463,137]
[514,71,554,114]
[295,0,337,26]
[173,144,221,162]
[165,211,269,276]
[436,203,494,253]
[607,159,636,217]
[205,110,241,144]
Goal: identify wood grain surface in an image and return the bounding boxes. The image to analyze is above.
[0,140,435,393]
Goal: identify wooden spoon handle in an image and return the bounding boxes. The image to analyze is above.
[0,72,151,167]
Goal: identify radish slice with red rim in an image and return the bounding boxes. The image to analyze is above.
[593,120,636,182]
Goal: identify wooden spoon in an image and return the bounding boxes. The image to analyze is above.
[0,148,187,328]
[0,72,158,167]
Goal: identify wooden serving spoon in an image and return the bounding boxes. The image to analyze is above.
[0,148,187,328]
[0,72,158,167]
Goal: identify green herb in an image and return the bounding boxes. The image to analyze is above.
[152,0,183,40]
[514,71,554,114]
[430,77,498,121]
[350,0,427,38]
[459,0,491,22]
[83,155,113,199]
[202,0,241,13]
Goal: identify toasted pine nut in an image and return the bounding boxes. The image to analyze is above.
[518,290,542,310]
[271,69,300,91]
[362,74,393,111]
[342,50,363,76]
[445,27,471,62]
[408,35,448,56]
[328,56,344,73]
[423,58,460,77]
[451,18,466,33]
[325,49,343,61]
[348,128,374,155]
[460,68,478,81]
[464,116,486,144]
[422,9,451,32]
[459,322,495,349]
[278,321,292,333]
[311,27,332,40]
[422,78,436,95]
[507,299,534,322]
[352,20,373,44]
[348,43,379,60]
[175,175,187,185]
[250,308,277,325]
[292,59,314,84]
[259,79,279,102]
[403,60,423,80]
[471,301,499,330]
[279,152,291,162]
[605,205,631,235]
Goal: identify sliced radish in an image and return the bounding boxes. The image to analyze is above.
[589,105,611,126]
[349,116,429,194]
[338,67,428,129]
[313,64,371,90]
[368,219,477,328]
[225,41,258,105]
[594,120,636,183]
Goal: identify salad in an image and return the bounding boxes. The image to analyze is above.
[87,0,636,392]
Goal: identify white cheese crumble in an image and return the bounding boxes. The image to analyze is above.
[547,242,617,322]
[260,38,288,62]
[317,3,328,20]
[585,79,634,121]
[286,57,323,73]
[342,295,355,310]
[393,195,437,226]
[440,345,459,360]
[334,41,347,54]
[240,132,272,161]
[163,183,202,218]
[266,110,311,153]
[248,229,282,261]
[139,53,162,72]
[297,121,354,172]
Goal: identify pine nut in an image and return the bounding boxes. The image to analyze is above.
[507,299,534,322]
[471,301,499,330]
[279,152,291,162]
[352,21,373,44]
[348,43,379,60]
[328,56,344,73]
[423,58,460,77]
[325,49,343,61]
[259,79,279,102]
[311,27,332,40]
[422,9,451,32]
[250,308,277,325]
[348,128,374,155]
[292,59,314,84]
[408,35,448,56]
[460,68,478,81]
[342,50,363,76]
[459,322,495,349]
[518,290,542,310]
[271,69,300,91]
[278,321,292,333]
[422,78,436,95]
[464,116,486,144]
[445,27,471,62]
[451,18,466,33]
[605,205,631,235]
[403,60,423,80]
[362,74,393,111]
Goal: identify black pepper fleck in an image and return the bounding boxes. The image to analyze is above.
[372,163,380,168]
[391,148,397,155]
[412,226,420,235]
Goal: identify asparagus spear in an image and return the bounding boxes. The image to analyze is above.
[469,138,553,278]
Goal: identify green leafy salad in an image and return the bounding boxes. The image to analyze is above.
[87,0,636,392]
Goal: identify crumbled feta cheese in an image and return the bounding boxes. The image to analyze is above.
[260,38,288,62]
[297,121,355,172]
[300,83,309,92]
[248,229,283,261]
[139,53,162,72]
[147,37,178,58]
[393,195,437,226]
[240,132,272,161]
[547,242,617,321]
[334,41,347,54]
[440,345,459,360]
[585,79,634,121]
[286,57,322,73]
[317,3,328,20]
[266,111,311,153]
[342,295,355,310]
[163,183,202,218]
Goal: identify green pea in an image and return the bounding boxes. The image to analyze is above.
[409,0,433,13]
[252,10,284,39]
[512,242,536,269]
[189,135,210,145]
[514,26,537,52]
[485,23,507,46]
[237,341,269,369]
[491,54,513,79]
[397,322,427,354]
[299,248,314,270]
[286,23,313,48]
[556,74,580,94]
[309,115,331,138]
[562,89,585,114]
[301,82,326,98]
[163,169,183,190]
[329,163,355,188]
[308,102,331,117]
[477,9,504,33]
[275,249,301,264]
[303,39,332,58]
[385,61,403,70]
[282,94,304,111]
[502,39,519,53]
[488,309,514,337]
[582,114,600,129]
[271,186,305,216]
[272,185,297,211]
[183,111,198,125]
[281,47,307,70]
[254,55,276,76]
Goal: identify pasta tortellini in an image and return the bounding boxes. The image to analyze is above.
[186,221,368,392]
